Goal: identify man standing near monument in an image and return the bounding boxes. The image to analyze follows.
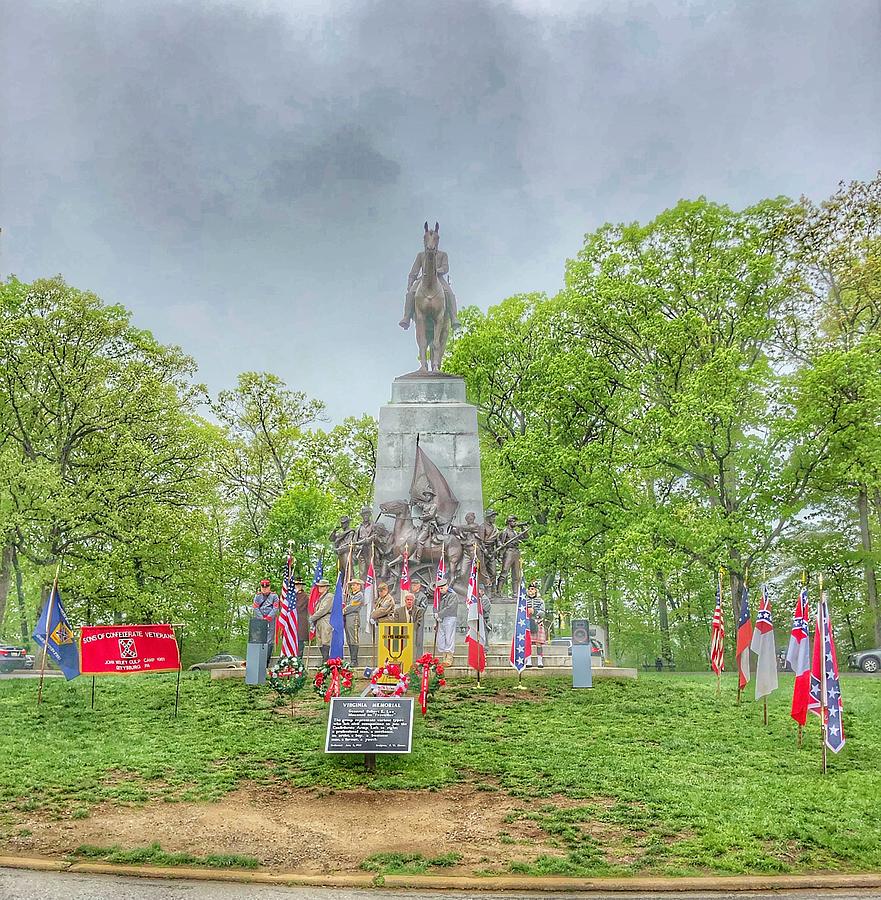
[310,578,333,663]
[253,579,280,663]
[370,581,396,625]
[399,227,461,331]
[343,577,364,667]
[293,577,309,657]
[435,576,459,667]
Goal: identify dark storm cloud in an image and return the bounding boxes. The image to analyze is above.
[2,0,879,420]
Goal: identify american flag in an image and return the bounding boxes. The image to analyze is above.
[787,585,811,726]
[510,579,532,672]
[433,551,446,613]
[465,555,486,673]
[710,573,725,675]
[735,583,753,690]
[307,559,323,641]
[808,591,845,753]
[277,554,300,658]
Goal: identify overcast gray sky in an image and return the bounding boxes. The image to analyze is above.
[2,0,879,421]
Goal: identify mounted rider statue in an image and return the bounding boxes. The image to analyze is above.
[399,222,461,333]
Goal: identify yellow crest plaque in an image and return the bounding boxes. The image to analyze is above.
[377,622,413,678]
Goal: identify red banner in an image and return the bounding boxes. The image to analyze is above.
[80,624,181,675]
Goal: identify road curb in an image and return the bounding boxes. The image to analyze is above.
[3,855,881,892]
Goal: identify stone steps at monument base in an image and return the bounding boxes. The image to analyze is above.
[211,664,637,680]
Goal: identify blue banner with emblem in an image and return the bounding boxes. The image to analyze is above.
[32,585,80,681]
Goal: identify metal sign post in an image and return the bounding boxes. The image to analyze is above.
[572,617,593,689]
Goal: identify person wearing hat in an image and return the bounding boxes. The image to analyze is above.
[310,578,333,663]
[479,509,501,591]
[369,581,397,669]
[434,575,459,667]
[253,579,280,662]
[343,577,364,667]
[413,488,440,563]
[293,578,309,654]
[525,582,546,668]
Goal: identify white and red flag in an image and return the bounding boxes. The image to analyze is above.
[808,590,846,753]
[710,574,725,675]
[465,555,486,673]
[361,561,375,637]
[735,583,753,691]
[277,553,300,658]
[786,585,811,726]
[433,551,446,613]
[750,583,777,700]
[400,548,411,594]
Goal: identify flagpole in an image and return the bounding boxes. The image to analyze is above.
[474,555,482,689]
[37,564,61,707]
[716,567,724,697]
[820,575,827,772]
[432,543,444,658]
[737,567,748,706]
[797,569,807,747]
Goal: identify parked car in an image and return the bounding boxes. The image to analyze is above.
[0,645,30,673]
[848,648,881,673]
[189,654,245,672]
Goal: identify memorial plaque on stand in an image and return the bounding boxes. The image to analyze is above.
[325,697,414,754]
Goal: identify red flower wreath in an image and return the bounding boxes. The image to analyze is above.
[411,653,446,715]
[369,662,410,697]
[312,657,354,703]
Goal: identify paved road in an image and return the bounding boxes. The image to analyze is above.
[3,870,881,900]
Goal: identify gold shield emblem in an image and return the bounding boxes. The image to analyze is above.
[377,622,414,678]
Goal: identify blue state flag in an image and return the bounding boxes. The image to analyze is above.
[32,585,80,680]
[329,573,345,660]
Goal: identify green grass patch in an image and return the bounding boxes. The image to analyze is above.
[71,842,259,869]
[1,672,880,875]
[360,851,462,874]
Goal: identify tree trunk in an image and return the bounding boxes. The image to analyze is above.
[857,487,881,646]
[654,569,673,663]
[599,564,612,662]
[11,546,29,643]
[0,544,12,632]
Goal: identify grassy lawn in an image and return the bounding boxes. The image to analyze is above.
[1,672,879,876]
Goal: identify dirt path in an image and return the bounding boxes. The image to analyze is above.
[4,784,566,873]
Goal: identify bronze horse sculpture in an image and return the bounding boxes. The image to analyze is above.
[414,222,451,372]
[378,499,464,585]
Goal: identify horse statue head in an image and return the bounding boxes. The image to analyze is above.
[423,220,440,253]
[379,498,411,519]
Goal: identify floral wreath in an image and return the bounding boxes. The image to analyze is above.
[411,653,446,715]
[369,662,410,697]
[267,655,308,697]
[313,657,354,703]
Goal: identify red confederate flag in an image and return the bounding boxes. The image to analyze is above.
[400,548,411,593]
[307,559,323,642]
[465,555,486,673]
[735,584,753,691]
[786,586,811,726]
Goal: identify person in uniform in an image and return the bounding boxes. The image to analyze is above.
[497,515,529,597]
[479,509,501,592]
[310,578,333,663]
[399,224,461,331]
[369,582,396,624]
[434,576,459,667]
[293,578,309,656]
[410,576,430,658]
[525,582,546,668]
[413,488,440,564]
[329,516,355,577]
[353,507,375,581]
[253,579,280,663]
[343,577,364,667]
